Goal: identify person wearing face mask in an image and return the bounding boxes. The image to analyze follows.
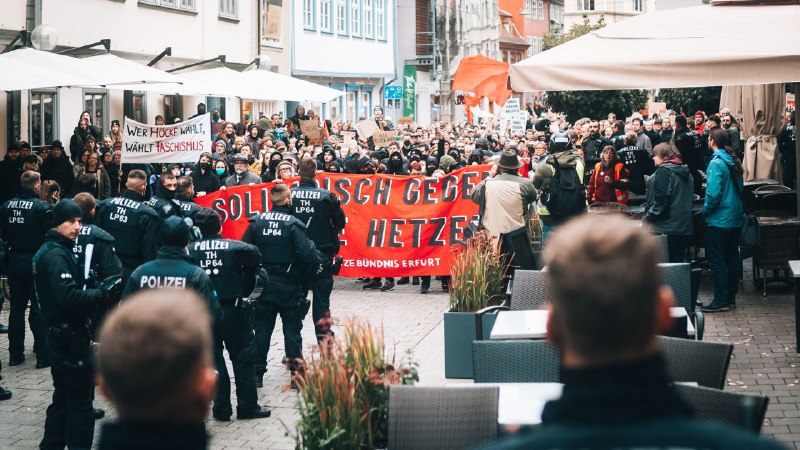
[210,109,224,136]
[190,102,207,120]
[385,151,408,175]
[225,154,261,187]
[146,171,183,220]
[262,151,284,182]
[214,160,229,184]
[190,152,220,196]
[95,170,160,283]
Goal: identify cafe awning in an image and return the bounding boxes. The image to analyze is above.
[509,3,800,91]
[84,53,180,85]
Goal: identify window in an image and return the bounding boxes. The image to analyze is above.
[131,93,146,123]
[634,0,644,12]
[29,90,57,149]
[84,91,108,136]
[206,97,226,121]
[219,0,238,18]
[527,35,541,57]
[350,0,361,36]
[336,0,348,34]
[537,0,544,19]
[261,0,283,46]
[360,89,372,118]
[320,0,332,31]
[138,0,195,12]
[375,0,385,38]
[363,0,373,37]
[524,0,533,15]
[303,0,315,29]
[577,0,594,11]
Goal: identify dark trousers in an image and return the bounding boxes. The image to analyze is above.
[8,271,47,363]
[40,331,94,450]
[303,273,334,343]
[213,302,259,418]
[706,226,741,305]
[253,280,308,378]
[420,276,450,290]
[666,234,691,263]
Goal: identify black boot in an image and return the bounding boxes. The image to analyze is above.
[397,277,410,285]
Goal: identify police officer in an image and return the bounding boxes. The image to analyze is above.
[72,193,123,335]
[580,121,612,183]
[0,171,52,368]
[146,170,183,220]
[291,159,345,343]
[95,169,159,283]
[189,208,271,421]
[672,115,706,195]
[242,184,320,387]
[34,200,121,450]
[173,176,203,220]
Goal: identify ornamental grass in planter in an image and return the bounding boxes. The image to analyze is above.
[445,230,507,378]
[289,318,419,450]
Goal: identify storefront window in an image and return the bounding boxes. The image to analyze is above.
[30,90,57,149]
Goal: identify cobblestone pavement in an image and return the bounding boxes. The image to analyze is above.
[3,267,800,449]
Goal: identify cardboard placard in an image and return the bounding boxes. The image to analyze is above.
[341,131,356,146]
[373,130,398,148]
[356,119,380,139]
[398,117,413,125]
[299,118,323,146]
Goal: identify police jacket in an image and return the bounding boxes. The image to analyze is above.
[660,129,674,144]
[611,132,626,151]
[0,188,52,254]
[146,184,183,220]
[174,195,203,220]
[33,229,104,324]
[189,235,262,302]
[0,157,23,204]
[122,245,222,323]
[674,128,706,172]
[95,189,160,269]
[291,180,346,256]
[242,204,319,281]
[581,134,612,163]
[74,223,123,287]
[616,145,655,196]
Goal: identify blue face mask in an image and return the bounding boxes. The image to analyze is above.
[216,168,225,176]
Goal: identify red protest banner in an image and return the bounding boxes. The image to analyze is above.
[195,165,491,277]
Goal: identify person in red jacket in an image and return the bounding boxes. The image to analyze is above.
[587,146,630,205]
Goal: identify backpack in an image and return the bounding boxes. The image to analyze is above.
[541,154,585,218]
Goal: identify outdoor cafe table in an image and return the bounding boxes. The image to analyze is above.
[490,308,694,340]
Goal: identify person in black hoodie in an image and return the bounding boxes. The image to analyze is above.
[190,152,220,196]
[0,145,23,204]
[96,289,216,450]
[384,151,408,175]
[70,116,98,164]
[261,151,284,182]
[40,140,75,195]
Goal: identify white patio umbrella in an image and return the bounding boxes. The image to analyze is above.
[509,3,800,91]
[84,53,181,84]
[0,47,177,90]
[236,68,345,103]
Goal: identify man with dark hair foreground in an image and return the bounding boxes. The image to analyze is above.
[95,290,217,449]
[482,215,786,450]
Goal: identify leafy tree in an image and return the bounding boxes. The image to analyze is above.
[657,87,722,116]
[541,16,648,122]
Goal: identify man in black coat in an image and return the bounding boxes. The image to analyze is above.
[0,144,23,204]
[34,200,121,450]
[40,140,75,195]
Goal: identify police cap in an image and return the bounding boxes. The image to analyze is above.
[161,216,191,247]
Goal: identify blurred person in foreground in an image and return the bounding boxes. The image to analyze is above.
[95,289,216,450]
[482,214,785,450]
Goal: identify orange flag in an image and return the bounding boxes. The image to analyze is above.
[452,55,513,107]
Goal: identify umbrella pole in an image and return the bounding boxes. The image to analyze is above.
[795,84,800,217]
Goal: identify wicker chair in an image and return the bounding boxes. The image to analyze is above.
[659,263,704,340]
[753,222,800,297]
[674,384,769,433]
[388,385,499,450]
[658,336,733,389]
[472,340,560,383]
[654,234,669,263]
[509,269,550,310]
[759,191,798,216]
[587,202,629,214]
[754,184,792,194]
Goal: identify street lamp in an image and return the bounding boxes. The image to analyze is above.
[31,24,58,51]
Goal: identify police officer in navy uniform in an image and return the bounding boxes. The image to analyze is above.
[0,171,52,368]
[146,171,183,220]
[672,115,706,195]
[34,200,122,450]
[189,208,271,420]
[243,184,320,387]
[95,169,159,283]
[72,193,123,336]
[291,159,345,343]
[173,176,203,220]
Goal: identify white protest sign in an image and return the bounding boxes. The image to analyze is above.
[121,113,211,163]
[510,112,527,136]
[502,98,521,118]
[356,119,380,139]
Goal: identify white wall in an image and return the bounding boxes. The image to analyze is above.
[42,0,255,65]
[0,3,26,34]
[291,0,395,76]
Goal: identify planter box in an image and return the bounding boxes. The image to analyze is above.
[444,310,499,379]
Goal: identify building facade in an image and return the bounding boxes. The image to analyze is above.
[0,0,288,155]
[564,0,655,29]
[290,0,396,123]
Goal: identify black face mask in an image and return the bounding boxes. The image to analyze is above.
[212,114,220,121]
[199,162,211,171]
[404,140,411,146]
